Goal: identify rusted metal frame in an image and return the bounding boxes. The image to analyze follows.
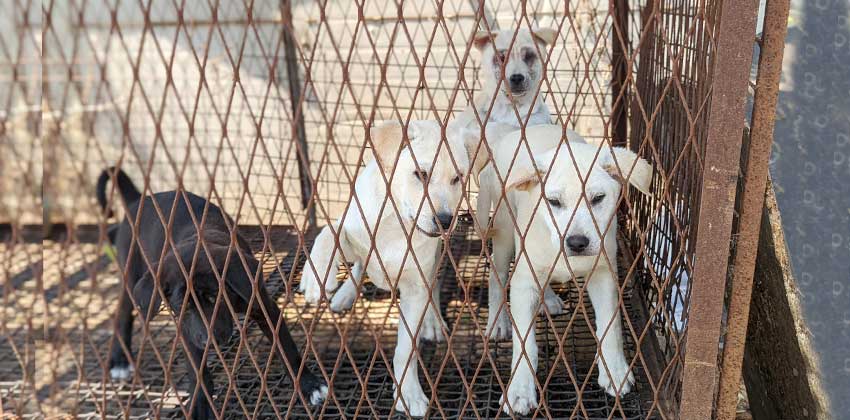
[281,0,316,229]
[715,0,791,417]
[678,0,760,418]
[611,0,630,147]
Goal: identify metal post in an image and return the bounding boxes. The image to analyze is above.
[678,0,761,418]
[715,0,792,418]
[611,0,629,147]
[281,0,316,228]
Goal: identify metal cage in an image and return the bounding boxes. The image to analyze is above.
[1,0,789,418]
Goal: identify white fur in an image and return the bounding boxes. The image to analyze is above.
[477,125,653,415]
[110,364,134,381]
[300,120,473,417]
[310,385,329,406]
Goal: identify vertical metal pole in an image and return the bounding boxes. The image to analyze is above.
[715,0,792,418]
[611,0,630,147]
[281,0,316,228]
[678,0,760,418]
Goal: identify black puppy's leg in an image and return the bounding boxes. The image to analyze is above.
[254,289,328,405]
[186,342,216,420]
[109,287,135,380]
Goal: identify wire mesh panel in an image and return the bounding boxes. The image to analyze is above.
[0,0,781,419]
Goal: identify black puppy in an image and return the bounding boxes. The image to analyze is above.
[96,167,327,419]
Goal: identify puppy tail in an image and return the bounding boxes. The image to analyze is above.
[96,167,142,217]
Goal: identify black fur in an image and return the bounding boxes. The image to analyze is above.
[98,167,326,419]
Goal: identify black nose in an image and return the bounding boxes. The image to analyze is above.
[509,74,525,86]
[435,213,454,231]
[566,235,590,253]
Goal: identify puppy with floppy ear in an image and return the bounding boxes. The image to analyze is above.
[300,120,475,417]
[477,126,654,415]
[97,168,328,420]
[451,27,559,173]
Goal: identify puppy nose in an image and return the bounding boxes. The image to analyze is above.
[566,235,590,253]
[509,74,525,86]
[435,213,454,231]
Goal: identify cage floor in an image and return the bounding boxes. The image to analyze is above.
[11,217,655,419]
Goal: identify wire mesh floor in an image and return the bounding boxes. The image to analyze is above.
[9,217,655,419]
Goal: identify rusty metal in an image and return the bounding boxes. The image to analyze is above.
[611,0,629,147]
[678,0,762,418]
[715,0,792,418]
[2,0,789,418]
[281,0,316,229]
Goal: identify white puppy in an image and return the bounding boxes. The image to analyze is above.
[477,125,653,415]
[300,120,474,417]
[449,27,567,337]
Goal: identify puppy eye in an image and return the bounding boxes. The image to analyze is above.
[451,175,462,185]
[523,50,536,63]
[591,193,606,205]
[546,198,561,208]
[414,170,429,183]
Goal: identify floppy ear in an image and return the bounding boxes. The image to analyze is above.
[505,155,546,192]
[532,28,558,45]
[132,271,165,321]
[473,30,496,50]
[369,121,405,170]
[602,147,654,195]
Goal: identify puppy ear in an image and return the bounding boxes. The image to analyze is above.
[369,121,405,170]
[505,156,545,192]
[532,28,558,45]
[473,30,496,50]
[132,272,165,321]
[602,147,654,195]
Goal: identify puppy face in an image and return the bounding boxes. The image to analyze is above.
[474,28,557,99]
[507,142,653,257]
[371,121,475,237]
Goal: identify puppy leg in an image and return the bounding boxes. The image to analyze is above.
[501,272,540,416]
[393,280,430,417]
[300,225,342,304]
[185,343,215,420]
[487,227,513,340]
[540,285,565,316]
[109,287,135,381]
[586,268,634,396]
[329,262,363,313]
[421,276,446,342]
[255,289,328,405]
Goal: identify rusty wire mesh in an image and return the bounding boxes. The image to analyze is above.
[0,0,776,418]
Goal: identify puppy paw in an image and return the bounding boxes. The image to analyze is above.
[395,388,429,417]
[540,290,564,316]
[486,310,512,341]
[500,377,538,416]
[329,286,356,313]
[420,312,447,342]
[598,357,635,397]
[110,363,134,381]
[300,272,337,305]
[310,384,329,405]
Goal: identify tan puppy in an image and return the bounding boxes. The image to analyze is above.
[300,121,475,417]
[477,125,653,414]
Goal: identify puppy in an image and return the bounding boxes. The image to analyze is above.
[96,168,328,419]
[449,28,566,336]
[451,27,557,174]
[477,125,653,414]
[299,121,474,417]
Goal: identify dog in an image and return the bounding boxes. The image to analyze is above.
[96,168,328,419]
[450,27,557,174]
[448,27,567,338]
[299,120,475,417]
[476,125,653,414]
